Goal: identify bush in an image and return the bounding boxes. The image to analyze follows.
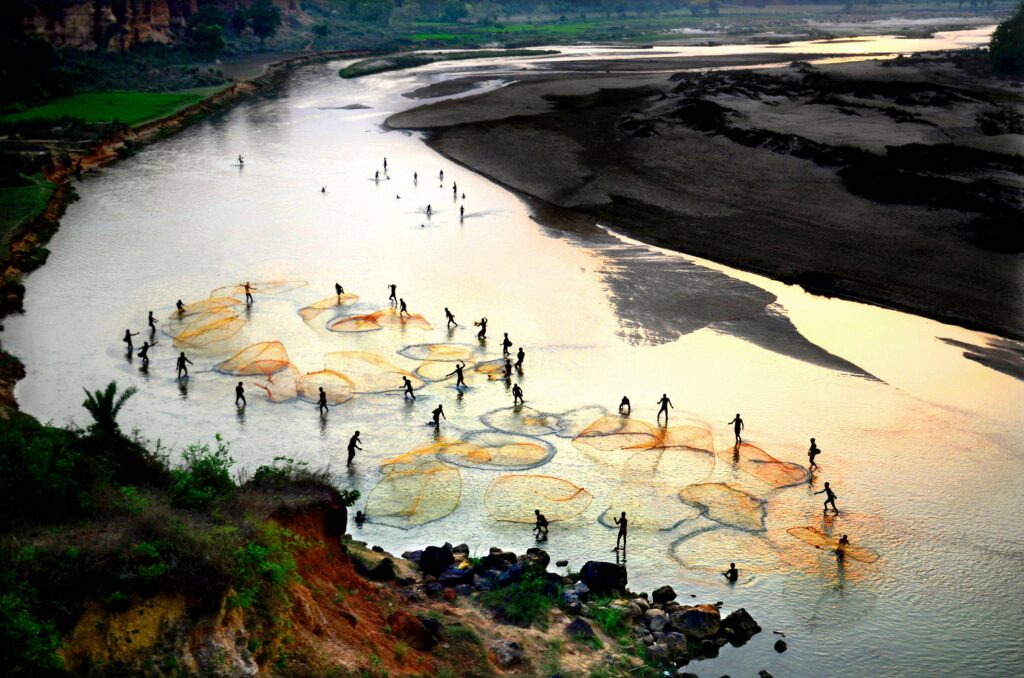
[991,3,1024,75]
[170,436,236,510]
[480,571,559,627]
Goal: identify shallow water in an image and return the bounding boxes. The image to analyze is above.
[5,30,1023,677]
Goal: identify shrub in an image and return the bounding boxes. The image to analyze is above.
[991,3,1024,75]
[480,571,559,627]
[170,435,236,510]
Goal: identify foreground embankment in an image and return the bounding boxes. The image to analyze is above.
[389,50,1024,340]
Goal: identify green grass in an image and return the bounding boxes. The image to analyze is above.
[0,88,223,127]
[0,174,53,252]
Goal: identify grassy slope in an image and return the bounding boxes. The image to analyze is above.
[0,174,54,252]
[0,88,224,126]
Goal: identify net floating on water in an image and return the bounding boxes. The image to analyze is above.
[599,482,702,532]
[210,280,308,297]
[553,406,609,439]
[672,527,788,574]
[414,359,476,382]
[216,341,291,376]
[786,526,879,563]
[168,296,242,320]
[323,351,424,394]
[296,369,355,405]
[365,457,461,529]
[329,308,432,333]
[473,358,512,381]
[245,364,300,402]
[484,474,593,523]
[480,406,562,436]
[398,343,477,362]
[572,415,660,453]
[166,309,245,348]
[440,431,555,471]
[298,294,360,322]
[718,443,809,489]
[679,482,766,532]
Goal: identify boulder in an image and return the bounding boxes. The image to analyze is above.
[646,642,670,662]
[759,671,774,678]
[371,545,384,553]
[632,597,651,611]
[366,558,396,582]
[670,604,721,639]
[419,545,455,577]
[721,608,761,646]
[645,608,669,632]
[565,618,596,641]
[774,639,788,653]
[652,585,677,604]
[443,587,457,602]
[496,564,525,588]
[488,547,518,564]
[521,547,551,570]
[579,561,627,596]
[555,559,569,567]
[438,565,474,587]
[386,611,436,651]
[662,631,688,655]
[486,639,524,668]
[452,543,470,556]
[424,582,444,598]
[454,584,472,597]
[401,550,423,563]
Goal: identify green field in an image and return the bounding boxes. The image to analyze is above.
[0,173,54,253]
[0,88,223,127]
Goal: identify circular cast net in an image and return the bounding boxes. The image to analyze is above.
[166,309,245,348]
[718,443,809,489]
[244,364,300,403]
[168,296,242,320]
[484,474,593,523]
[216,341,291,376]
[572,415,660,453]
[481,406,562,436]
[398,343,477,362]
[786,526,879,564]
[329,308,432,333]
[365,458,462,529]
[414,360,476,382]
[473,358,511,381]
[210,280,308,297]
[296,369,355,405]
[679,482,766,532]
[323,351,424,394]
[439,431,555,471]
[598,482,702,532]
[329,313,382,332]
[553,406,608,438]
[298,294,360,322]
[672,527,789,575]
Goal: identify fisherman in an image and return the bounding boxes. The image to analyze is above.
[723,563,739,583]
[808,438,821,469]
[475,317,488,340]
[176,299,185,316]
[318,386,329,415]
[439,169,444,181]
[614,512,628,551]
[321,186,326,193]
[445,307,457,328]
[448,361,467,388]
[335,282,344,301]
[176,352,193,379]
[123,329,139,354]
[656,393,674,424]
[375,170,380,181]
[431,404,446,430]
[413,171,418,182]
[137,341,153,369]
[147,311,157,334]
[426,204,432,216]
[836,534,850,560]
[238,154,244,166]
[354,510,366,526]
[399,298,410,318]
[815,482,839,514]
[243,281,254,305]
[453,181,457,197]
[402,376,416,401]
[503,358,513,381]
[388,284,397,305]
[619,396,631,416]
[383,157,387,172]
[728,413,744,444]
[501,332,513,356]
[512,383,524,405]
[347,431,362,466]
[515,347,525,371]
[235,381,246,407]
[533,509,549,540]
[460,205,464,219]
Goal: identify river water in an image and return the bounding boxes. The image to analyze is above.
[5,28,1023,677]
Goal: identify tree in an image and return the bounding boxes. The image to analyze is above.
[250,0,282,45]
[82,381,137,437]
[312,23,330,38]
[442,0,469,21]
[190,23,225,54]
[990,2,1024,75]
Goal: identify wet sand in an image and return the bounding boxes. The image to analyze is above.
[388,52,1024,340]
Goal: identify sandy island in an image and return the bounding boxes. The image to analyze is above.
[388,50,1024,340]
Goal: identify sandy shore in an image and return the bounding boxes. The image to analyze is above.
[389,52,1024,340]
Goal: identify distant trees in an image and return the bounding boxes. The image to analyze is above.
[250,0,283,45]
[186,5,227,54]
[990,2,1024,75]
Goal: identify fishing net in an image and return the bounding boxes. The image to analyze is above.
[572,416,659,453]
[672,528,788,575]
[598,482,702,532]
[413,360,475,382]
[719,443,809,489]
[167,310,245,348]
[474,358,512,380]
[298,294,359,322]
[245,364,300,402]
[365,457,462,529]
[210,280,308,297]
[553,406,609,438]
[622,445,716,483]
[439,431,555,471]
[323,351,424,394]
[398,343,476,362]
[484,475,593,523]
[786,526,880,563]
[169,296,242,319]
[678,483,766,532]
[296,369,355,405]
[480,406,562,436]
[650,424,716,453]
[216,341,291,376]
[329,308,432,332]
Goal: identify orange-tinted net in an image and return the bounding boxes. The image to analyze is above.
[553,406,609,438]
[296,369,355,405]
[573,415,659,453]
[473,358,511,381]
[719,443,809,489]
[216,341,291,376]
[398,343,476,362]
[672,528,789,574]
[323,351,424,394]
[245,364,300,403]
[599,482,702,531]
[329,308,432,333]
[414,360,475,382]
[168,296,242,320]
[786,526,880,563]
[210,280,308,297]
[167,309,245,348]
[298,294,359,322]
[441,432,554,470]
[365,457,462,529]
[481,406,562,436]
[484,474,593,523]
[679,482,766,532]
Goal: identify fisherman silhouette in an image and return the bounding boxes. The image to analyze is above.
[318,387,329,415]
[475,317,488,340]
[614,512,628,551]
[515,347,525,371]
[347,431,362,466]
[512,383,524,405]
[235,381,246,407]
[534,509,549,540]
[137,341,152,368]
[147,311,156,334]
[723,563,739,583]
[243,282,254,305]
[808,438,821,469]
[619,396,631,416]
[123,329,139,354]
[445,307,457,328]
[728,413,744,443]
[448,361,467,388]
[431,404,446,429]
[657,393,674,424]
[388,284,397,305]
[403,376,416,400]
[501,333,512,356]
[176,352,193,379]
[335,282,344,301]
[176,299,185,316]
[815,482,839,514]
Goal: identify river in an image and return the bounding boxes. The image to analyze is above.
[5,27,1023,677]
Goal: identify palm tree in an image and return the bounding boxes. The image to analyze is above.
[82,381,137,436]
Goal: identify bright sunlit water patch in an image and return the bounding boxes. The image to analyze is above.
[3,29,1022,677]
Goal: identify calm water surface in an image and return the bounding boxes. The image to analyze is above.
[5,31,1022,677]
